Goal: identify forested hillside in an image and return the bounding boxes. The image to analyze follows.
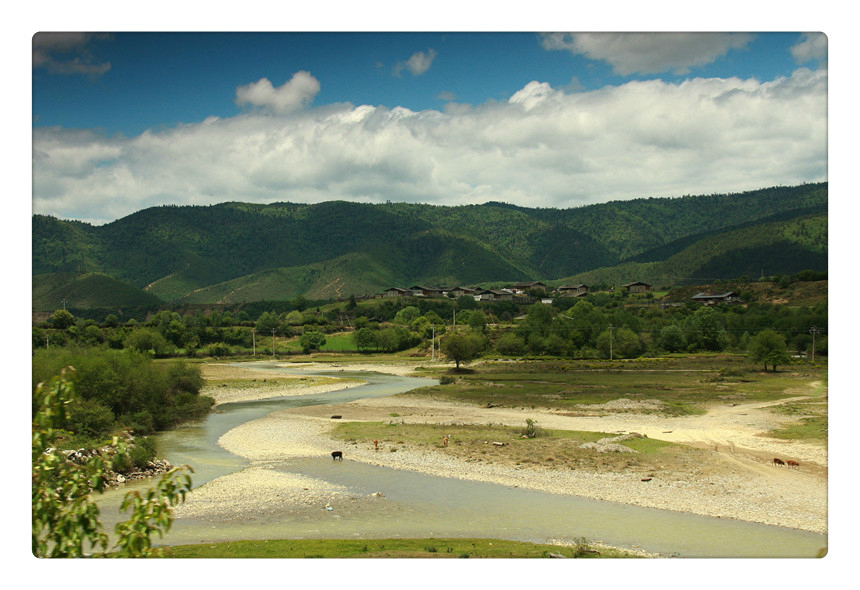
[32,183,827,308]
[561,210,828,288]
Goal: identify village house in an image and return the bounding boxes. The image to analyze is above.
[558,284,589,297]
[477,289,514,302]
[446,286,478,298]
[691,291,741,305]
[409,285,443,298]
[510,281,548,294]
[623,281,651,293]
[383,287,411,298]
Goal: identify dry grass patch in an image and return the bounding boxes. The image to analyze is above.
[332,420,701,477]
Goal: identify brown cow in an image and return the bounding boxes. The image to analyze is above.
[773,458,786,467]
[787,460,800,468]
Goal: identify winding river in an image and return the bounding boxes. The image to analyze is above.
[96,365,826,558]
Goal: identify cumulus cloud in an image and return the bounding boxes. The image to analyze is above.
[32,32,111,76]
[235,71,321,114]
[33,68,826,225]
[791,32,827,64]
[540,32,754,75]
[393,49,437,76]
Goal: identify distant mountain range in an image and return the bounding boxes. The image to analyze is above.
[32,183,827,310]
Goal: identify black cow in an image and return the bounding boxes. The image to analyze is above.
[331,451,343,461]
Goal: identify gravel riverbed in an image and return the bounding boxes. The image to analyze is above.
[177,362,827,536]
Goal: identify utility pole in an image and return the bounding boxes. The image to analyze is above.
[251,328,256,356]
[809,326,820,361]
[61,298,68,311]
[271,328,276,357]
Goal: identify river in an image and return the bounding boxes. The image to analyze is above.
[96,365,826,558]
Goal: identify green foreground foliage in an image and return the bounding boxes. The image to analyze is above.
[163,537,634,558]
[32,347,212,447]
[32,369,193,557]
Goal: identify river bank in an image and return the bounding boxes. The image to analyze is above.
[177,361,827,536]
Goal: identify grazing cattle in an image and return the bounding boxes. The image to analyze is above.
[773,458,786,467]
[373,439,379,450]
[787,460,800,468]
[330,415,342,419]
[331,451,343,461]
[442,436,449,447]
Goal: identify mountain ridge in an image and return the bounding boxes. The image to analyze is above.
[32,183,827,309]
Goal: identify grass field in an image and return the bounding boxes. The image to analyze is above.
[161,537,636,558]
[412,355,826,417]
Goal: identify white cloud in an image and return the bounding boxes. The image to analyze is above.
[540,32,754,75]
[32,32,111,76]
[235,71,321,114]
[33,68,827,225]
[791,33,827,64]
[393,49,437,76]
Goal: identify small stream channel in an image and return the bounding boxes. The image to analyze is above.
[96,364,826,557]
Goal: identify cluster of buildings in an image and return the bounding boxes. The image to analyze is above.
[381,280,743,307]
[382,281,653,302]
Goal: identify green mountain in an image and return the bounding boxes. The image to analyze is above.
[33,272,164,311]
[32,183,827,308]
[559,210,828,288]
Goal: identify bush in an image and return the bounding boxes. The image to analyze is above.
[32,347,207,432]
[207,342,232,357]
[495,332,526,356]
[128,436,157,468]
[67,399,115,439]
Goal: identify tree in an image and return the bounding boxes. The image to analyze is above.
[32,368,192,557]
[596,327,641,359]
[50,309,75,330]
[290,295,308,312]
[748,329,791,372]
[442,332,486,369]
[456,295,477,310]
[495,332,526,356]
[659,325,686,353]
[468,310,487,333]
[353,327,376,352]
[255,311,279,332]
[394,306,421,324]
[690,307,725,351]
[299,329,327,353]
[124,328,174,356]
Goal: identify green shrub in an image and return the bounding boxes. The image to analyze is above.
[68,398,115,438]
[207,342,232,357]
[129,436,157,468]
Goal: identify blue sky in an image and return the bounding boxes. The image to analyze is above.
[34,32,810,137]
[31,29,828,224]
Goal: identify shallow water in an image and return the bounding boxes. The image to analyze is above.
[97,365,826,557]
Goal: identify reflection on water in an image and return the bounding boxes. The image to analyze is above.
[95,365,827,557]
